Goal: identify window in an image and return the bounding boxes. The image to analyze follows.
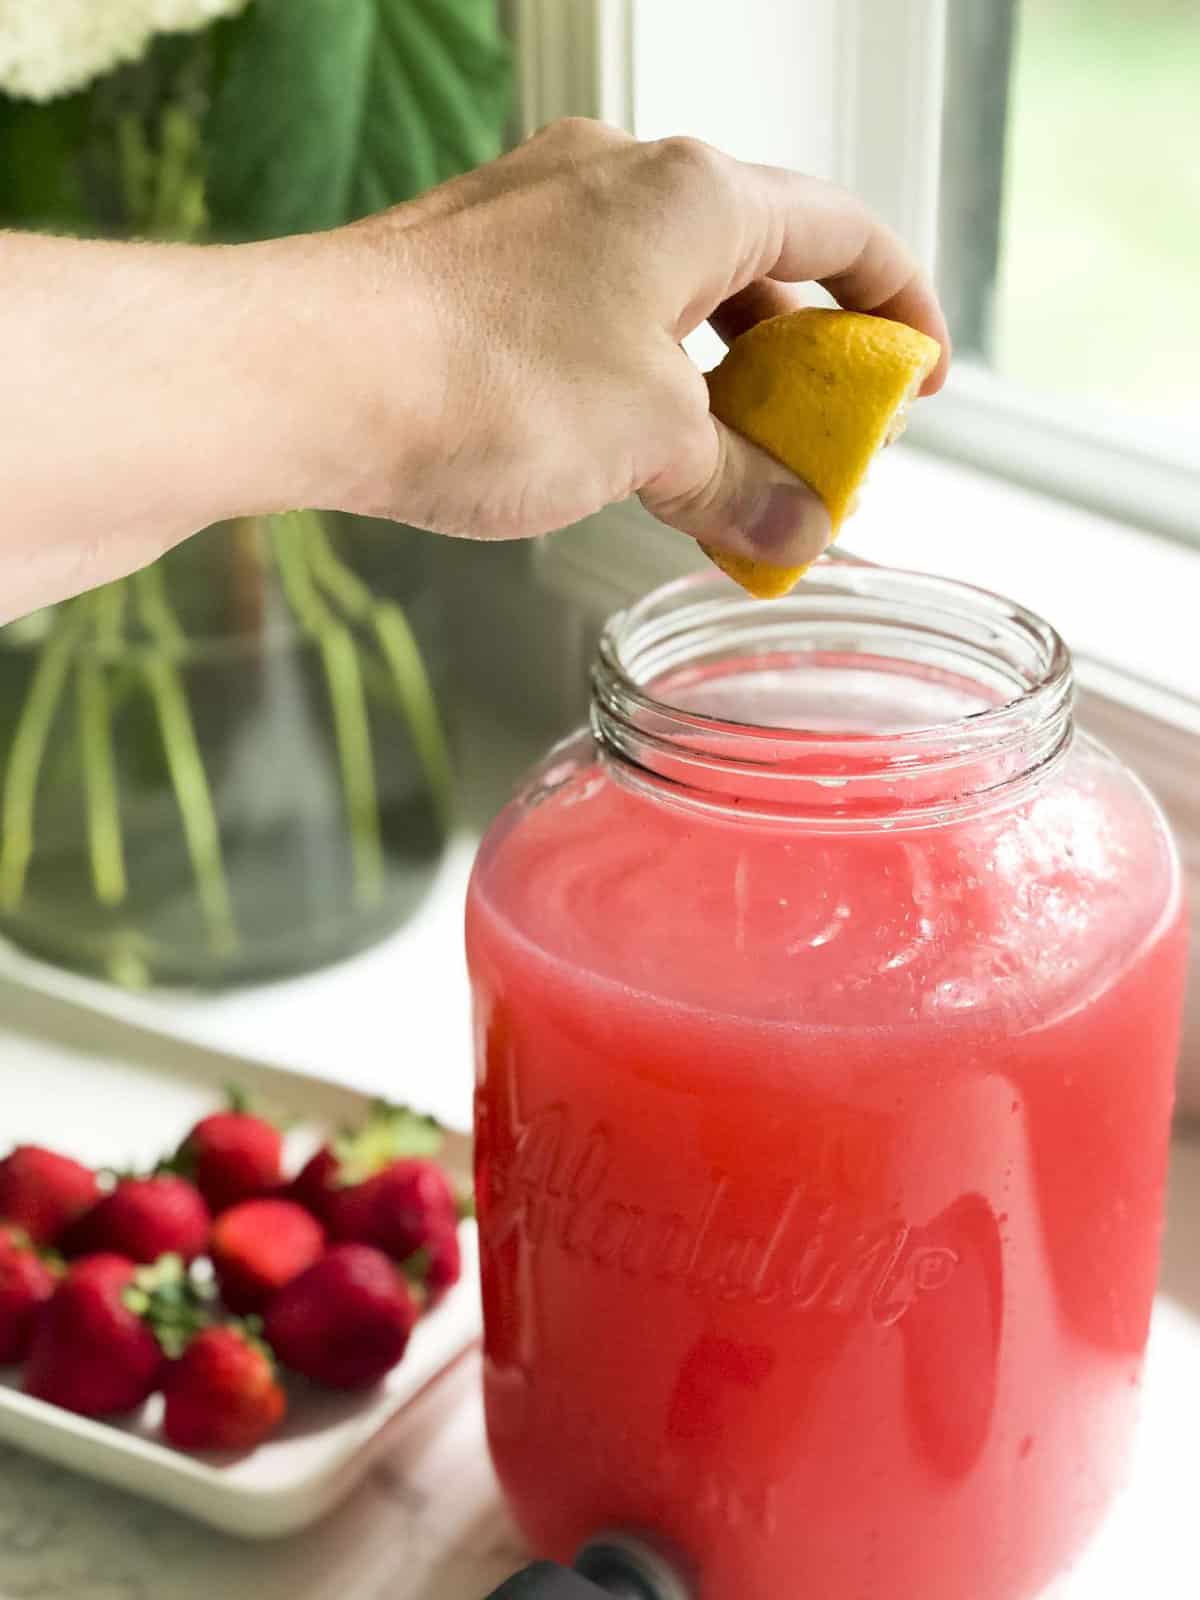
[520,0,1200,640]
[517,0,1200,570]
[521,1,1198,572]
[949,0,1197,443]
[920,0,1200,544]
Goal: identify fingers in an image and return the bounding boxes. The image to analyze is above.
[721,161,951,393]
[712,269,949,396]
[639,413,831,573]
[709,280,804,347]
[817,215,951,394]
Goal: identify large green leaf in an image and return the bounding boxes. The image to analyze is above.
[0,94,88,228]
[206,0,510,240]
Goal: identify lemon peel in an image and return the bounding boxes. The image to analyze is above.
[703,308,941,599]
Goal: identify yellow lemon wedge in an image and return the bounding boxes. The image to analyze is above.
[703,307,942,599]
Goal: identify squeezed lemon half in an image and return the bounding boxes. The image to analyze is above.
[703,307,942,599]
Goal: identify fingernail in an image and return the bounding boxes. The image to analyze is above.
[743,482,831,567]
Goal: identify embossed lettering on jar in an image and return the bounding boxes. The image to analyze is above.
[467,561,1188,1600]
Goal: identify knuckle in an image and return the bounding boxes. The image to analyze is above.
[661,361,710,431]
[638,374,722,523]
[632,358,709,448]
[533,115,612,149]
[652,134,726,190]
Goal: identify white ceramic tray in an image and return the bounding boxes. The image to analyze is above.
[0,973,481,1538]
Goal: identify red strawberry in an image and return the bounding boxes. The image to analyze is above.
[173,1103,283,1215]
[286,1102,444,1223]
[286,1144,340,1222]
[25,1254,164,1416]
[406,1218,463,1308]
[264,1244,417,1391]
[162,1324,286,1452]
[0,1146,100,1246]
[327,1158,458,1263]
[63,1176,210,1264]
[0,1231,57,1363]
[210,1199,325,1314]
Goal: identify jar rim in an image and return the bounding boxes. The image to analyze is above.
[591,554,1075,824]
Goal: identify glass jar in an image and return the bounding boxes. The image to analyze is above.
[0,512,450,987]
[468,559,1189,1600]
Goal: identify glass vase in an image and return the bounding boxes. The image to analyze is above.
[0,511,451,988]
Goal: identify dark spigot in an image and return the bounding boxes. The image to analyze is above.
[483,1565,616,1599]
[483,1533,690,1600]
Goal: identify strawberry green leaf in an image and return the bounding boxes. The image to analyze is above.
[220,1081,291,1128]
[224,1082,252,1115]
[157,1144,194,1181]
[126,1255,216,1357]
[401,1246,431,1282]
[333,1100,444,1186]
[233,1315,278,1369]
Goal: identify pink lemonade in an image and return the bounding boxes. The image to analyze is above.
[468,574,1188,1600]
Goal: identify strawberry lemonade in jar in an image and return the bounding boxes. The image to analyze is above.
[467,561,1188,1600]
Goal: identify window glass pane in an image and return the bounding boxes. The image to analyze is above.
[940,0,1199,450]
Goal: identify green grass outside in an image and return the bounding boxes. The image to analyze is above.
[995,0,1199,433]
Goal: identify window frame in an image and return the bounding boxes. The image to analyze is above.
[906,360,1200,550]
[936,0,1015,354]
[924,0,1200,549]
[510,0,946,254]
[512,0,1200,549]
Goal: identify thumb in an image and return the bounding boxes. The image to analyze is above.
[638,414,831,576]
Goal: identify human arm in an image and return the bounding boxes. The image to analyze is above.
[0,118,948,621]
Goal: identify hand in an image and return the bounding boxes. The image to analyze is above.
[321,117,950,573]
[0,118,949,620]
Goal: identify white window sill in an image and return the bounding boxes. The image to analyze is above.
[845,444,1199,706]
[0,836,483,1135]
[0,699,549,1137]
[539,440,1199,707]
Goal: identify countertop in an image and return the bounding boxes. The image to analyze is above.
[0,823,1196,1600]
[0,1140,1195,1600]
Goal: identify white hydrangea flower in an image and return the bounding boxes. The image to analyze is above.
[149,0,253,30]
[0,0,252,103]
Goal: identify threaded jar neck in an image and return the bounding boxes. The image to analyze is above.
[591,556,1074,827]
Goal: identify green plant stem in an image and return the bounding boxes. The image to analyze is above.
[77,655,126,908]
[94,582,127,652]
[141,656,237,956]
[133,568,237,955]
[76,585,132,907]
[115,113,153,229]
[153,105,203,239]
[301,521,453,829]
[371,607,454,828]
[133,561,184,646]
[0,603,90,909]
[272,515,385,904]
[81,585,153,986]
